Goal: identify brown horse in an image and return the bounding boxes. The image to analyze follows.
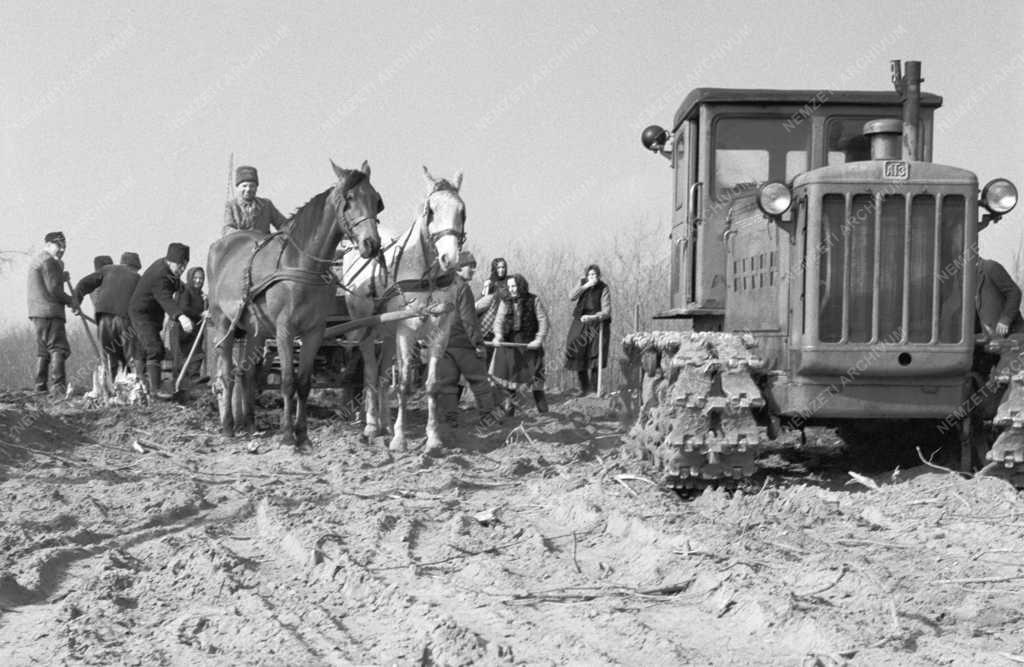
[207,160,383,450]
[341,166,466,452]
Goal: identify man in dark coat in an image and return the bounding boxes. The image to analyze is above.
[26,231,77,394]
[170,266,207,387]
[130,243,193,398]
[222,165,288,236]
[435,251,497,434]
[75,252,142,378]
[564,264,612,396]
[976,258,1024,337]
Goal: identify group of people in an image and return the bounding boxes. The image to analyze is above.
[27,232,203,399]
[27,163,285,399]
[26,162,619,430]
[433,252,614,431]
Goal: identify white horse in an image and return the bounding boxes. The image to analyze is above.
[341,166,466,452]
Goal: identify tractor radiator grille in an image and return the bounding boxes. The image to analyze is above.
[818,193,964,344]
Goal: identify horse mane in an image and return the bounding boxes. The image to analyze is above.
[284,170,367,240]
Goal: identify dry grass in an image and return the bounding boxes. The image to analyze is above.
[476,218,686,394]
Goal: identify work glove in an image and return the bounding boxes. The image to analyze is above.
[177,314,195,335]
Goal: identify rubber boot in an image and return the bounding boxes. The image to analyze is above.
[34,357,50,392]
[50,353,67,397]
[472,383,500,428]
[532,390,549,413]
[577,370,591,396]
[438,393,460,431]
[147,362,170,400]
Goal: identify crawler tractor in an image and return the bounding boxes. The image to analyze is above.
[628,60,1024,488]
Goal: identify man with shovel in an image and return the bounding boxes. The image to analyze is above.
[435,251,498,436]
[26,231,78,395]
[75,251,143,379]
[130,243,193,399]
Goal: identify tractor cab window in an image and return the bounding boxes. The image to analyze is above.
[712,117,810,202]
[826,117,875,165]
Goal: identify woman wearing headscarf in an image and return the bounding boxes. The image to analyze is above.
[476,257,509,365]
[564,264,611,396]
[170,267,207,388]
[481,257,508,297]
[490,273,549,415]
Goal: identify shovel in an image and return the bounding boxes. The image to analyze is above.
[173,316,207,401]
[66,276,114,395]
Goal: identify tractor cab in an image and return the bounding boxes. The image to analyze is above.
[645,88,941,329]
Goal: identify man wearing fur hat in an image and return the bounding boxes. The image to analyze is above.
[434,250,497,438]
[26,231,77,394]
[130,243,193,398]
[75,252,143,379]
[222,165,288,236]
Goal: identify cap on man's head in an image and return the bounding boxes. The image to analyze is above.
[93,255,114,271]
[120,252,142,270]
[235,165,259,186]
[457,251,477,268]
[165,243,190,264]
[44,231,66,246]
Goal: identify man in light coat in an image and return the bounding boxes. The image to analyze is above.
[26,231,77,394]
[222,165,288,236]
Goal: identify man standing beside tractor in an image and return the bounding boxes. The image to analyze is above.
[976,257,1024,338]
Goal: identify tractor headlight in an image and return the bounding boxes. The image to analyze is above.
[981,179,1018,215]
[757,182,792,217]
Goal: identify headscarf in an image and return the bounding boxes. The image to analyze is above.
[487,257,508,294]
[507,273,531,332]
[185,267,205,293]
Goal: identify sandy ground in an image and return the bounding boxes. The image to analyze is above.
[1,389,1024,666]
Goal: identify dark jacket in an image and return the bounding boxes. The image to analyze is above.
[74,264,140,317]
[130,259,184,322]
[977,259,1024,334]
[176,267,206,323]
[27,251,73,320]
[222,196,287,235]
[494,294,549,345]
[447,275,483,350]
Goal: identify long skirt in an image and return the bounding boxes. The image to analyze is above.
[490,346,545,391]
[564,318,610,371]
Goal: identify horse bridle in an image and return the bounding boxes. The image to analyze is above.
[282,184,381,266]
[423,189,466,248]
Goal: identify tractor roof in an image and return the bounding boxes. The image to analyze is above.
[673,88,943,128]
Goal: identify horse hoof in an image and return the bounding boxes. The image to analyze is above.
[295,439,313,455]
[426,433,444,450]
[363,426,379,440]
[221,425,235,438]
[279,431,297,448]
[388,436,406,453]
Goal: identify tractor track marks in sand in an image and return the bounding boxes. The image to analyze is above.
[4,395,1024,663]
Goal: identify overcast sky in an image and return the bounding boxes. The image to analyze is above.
[2,0,1023,326]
